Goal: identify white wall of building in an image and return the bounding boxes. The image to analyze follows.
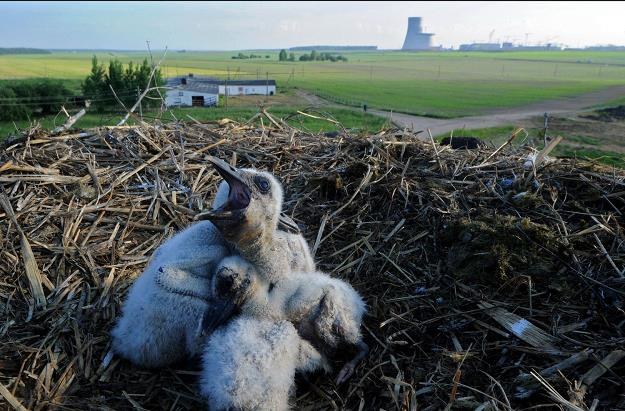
[218,85,276,96]
[165,89,219,107]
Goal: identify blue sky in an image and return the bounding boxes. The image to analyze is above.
[2,1,625,50]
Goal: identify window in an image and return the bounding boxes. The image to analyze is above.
[178,91,184,96]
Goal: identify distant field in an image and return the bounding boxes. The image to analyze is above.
[1,50,625,117]
[0,106,387,140]
[435,117,625,169]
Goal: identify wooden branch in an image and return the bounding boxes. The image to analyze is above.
[117,47,168,126]
[0,191,47,309]
[52,100,91,135]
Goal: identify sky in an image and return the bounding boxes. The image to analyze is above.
[2,1,625,50]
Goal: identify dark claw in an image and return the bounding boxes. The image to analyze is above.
[335,341,369,385]
[335,363,355,385]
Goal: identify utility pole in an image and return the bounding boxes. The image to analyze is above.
[137,87,143,118]
[225,67,229,110]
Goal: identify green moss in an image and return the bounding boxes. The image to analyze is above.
[443,215,568,283]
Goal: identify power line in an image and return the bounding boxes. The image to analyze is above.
[0,89,145,102]
[0,93,141,107]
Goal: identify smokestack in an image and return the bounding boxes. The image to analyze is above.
[402,17,434,51]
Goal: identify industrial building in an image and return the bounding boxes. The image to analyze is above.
[459,42,564,52]
[402,17,434,51]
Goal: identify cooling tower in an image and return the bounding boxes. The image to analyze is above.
[402,17,434,50]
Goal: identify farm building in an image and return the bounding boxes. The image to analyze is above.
[218,80,276,96]
[164,78,219,108]
[166,75,276,100]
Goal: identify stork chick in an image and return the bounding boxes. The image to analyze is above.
[196,157,315,283]
[212,177,315,273]
[111,221,228,367]
[205,255,368,385]
[111,159,315,368]
[201,316,327,411]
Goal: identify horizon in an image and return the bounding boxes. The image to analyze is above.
[2,1,625,51]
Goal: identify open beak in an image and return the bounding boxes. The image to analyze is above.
[195,156,251,223]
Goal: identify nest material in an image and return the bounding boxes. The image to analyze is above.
[0,121,624,410]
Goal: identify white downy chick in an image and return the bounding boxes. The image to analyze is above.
[206,256,368,385]
[111,221,228,367]
[196,157,315,283]
[200,316,326,411]
[212,178,315,274]
[112,158,315,368]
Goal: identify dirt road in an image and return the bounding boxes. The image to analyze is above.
[296,85,625,136]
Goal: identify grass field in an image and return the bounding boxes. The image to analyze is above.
[436,120,625,168]
[2,50,625,117]
[0,106,387,139]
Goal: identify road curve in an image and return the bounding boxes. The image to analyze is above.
[296,85,625,137]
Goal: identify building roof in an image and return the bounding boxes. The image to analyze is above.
[222,80,276,86]
[166,76,276,87]
[174,82,219,94]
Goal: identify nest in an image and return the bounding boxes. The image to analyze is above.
[1,120,624,410]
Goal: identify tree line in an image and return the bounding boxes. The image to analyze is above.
[279,49,348,62]
[82,56,164,112]
[0,56,165,121]
[0,79,73,121]
[232,53,271,59]
[0,48,51,55]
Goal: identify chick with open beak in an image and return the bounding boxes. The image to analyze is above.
[197,157,314,282]
[111,157,316,369]
[198,157,279,246]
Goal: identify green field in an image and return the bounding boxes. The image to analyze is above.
[2,50,625,118]
[435,124,625,168]
[0,106,387,139]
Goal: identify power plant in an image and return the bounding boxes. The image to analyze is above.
[402,17,434,50]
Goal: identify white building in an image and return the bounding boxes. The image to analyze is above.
[165,79,219,108]
[218,80,276,96]
[166,75,276,105]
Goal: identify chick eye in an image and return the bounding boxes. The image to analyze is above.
[254,176,271,193]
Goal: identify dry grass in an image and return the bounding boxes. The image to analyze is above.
[1,116,624,410]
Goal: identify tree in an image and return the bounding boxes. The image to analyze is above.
[288,53,295,62]
[279,49,287,61]
[0,79,72,121]
[34,80,72,115]
[310,50,318,61]
[82,55,107,111]
[0,87,29,121]
[81,56,163,111]
[106,59,125,97]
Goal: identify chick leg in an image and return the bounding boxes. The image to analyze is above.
[335,341,369,385]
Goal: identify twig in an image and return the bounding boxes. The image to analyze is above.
[118,47,168,126]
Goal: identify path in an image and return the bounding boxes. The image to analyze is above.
[296,85,625,137]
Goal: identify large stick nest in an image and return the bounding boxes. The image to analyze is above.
[1,120,624,410]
